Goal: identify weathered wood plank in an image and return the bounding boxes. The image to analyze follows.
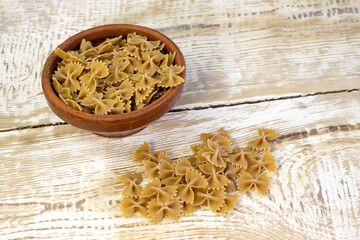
[1,0,360,130]
[1,92,359,239]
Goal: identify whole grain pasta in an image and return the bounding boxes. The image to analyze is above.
[118,127,281,223]
[52,33,185,115]
[248,128,281,150]
[177,169,208,203]
[141,177,177,204]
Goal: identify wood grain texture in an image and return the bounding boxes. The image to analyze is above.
[1,92,359,239]
[2,0,360,239]
[1,0,360,130]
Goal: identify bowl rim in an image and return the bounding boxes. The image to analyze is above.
[41,24,185,126]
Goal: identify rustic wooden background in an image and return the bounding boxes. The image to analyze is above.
[1,0,360,239]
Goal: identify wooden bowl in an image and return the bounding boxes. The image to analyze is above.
[42,24,185,137]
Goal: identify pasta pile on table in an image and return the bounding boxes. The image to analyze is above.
[119,127,280,223]
[52,33,185,115]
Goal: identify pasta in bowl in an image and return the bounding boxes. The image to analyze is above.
[42,24,185,137]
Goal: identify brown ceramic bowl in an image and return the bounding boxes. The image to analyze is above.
[42,24,185,137]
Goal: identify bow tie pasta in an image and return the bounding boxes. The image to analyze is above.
[119,128,281,223]
[52,33,185,115]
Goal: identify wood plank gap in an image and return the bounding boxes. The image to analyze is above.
[171,88,360,112]
[0,122,68,133]
[275,123,360,142]
[1,88,358,133]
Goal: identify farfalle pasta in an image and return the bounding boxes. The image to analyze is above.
[177,169,207,203]
[248,128,281,150]
[147,197,182,223]
[81,91,117,115]
[52,33,185,115]
[236,171,270,196]
[104,58,129,84]
[120,196,149,217]
[127,33,161,51]
[246,150,277,176]
[141,177,177,204]
[219,194,239,214]
[118,127,280,223]
[133,142,167,163]
[79,59,109,93]
[222,162,241,180]
[143,159,160,179]
[202,139,228,167]
[199,162,230,190]
[158,159,175,180]
[200,127,231,144]
[228,147,258,170]
[118,173,143,197]
[53,62,84,92]
[192,188,226,213]
[55,48,84,63]
[104,79,134,100]
[174,157,194,176]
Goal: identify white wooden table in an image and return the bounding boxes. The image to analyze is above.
[1,0,360,239]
